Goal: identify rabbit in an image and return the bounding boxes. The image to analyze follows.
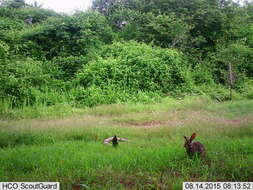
[184,133,206,158]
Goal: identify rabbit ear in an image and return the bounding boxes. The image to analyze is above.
[184,136,188,141]
[190,133,197,141]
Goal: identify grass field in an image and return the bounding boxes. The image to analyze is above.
[0,97,253,190]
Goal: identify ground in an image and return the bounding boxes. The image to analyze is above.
[0,97,252,190]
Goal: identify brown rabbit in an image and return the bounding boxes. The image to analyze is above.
[184,133,206,158]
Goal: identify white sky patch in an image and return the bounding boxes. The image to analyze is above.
[25,0,92,13]
[25,0,249,13]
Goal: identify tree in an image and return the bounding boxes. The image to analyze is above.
[0,0,26,8]
[134,13,191,48]
[29,0,43,8]
[92,0,129,16]
[20,11,115,59]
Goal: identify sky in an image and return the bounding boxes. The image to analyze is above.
[25,0,248,13]
[25,0,92,13]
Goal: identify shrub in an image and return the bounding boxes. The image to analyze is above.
[135,12,191,48]
[76,41,188,94]
[0,40,9,58]
[71,85,162,107]
[214,43,253,83]
[0,58,55,106]
[0,16,25,44]
[51,56,90,80]
[236,79,253,99]
[72,41,197,106]
[15,7,59,23]
[20,11,115,59]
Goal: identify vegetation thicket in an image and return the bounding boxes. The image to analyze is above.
[0,1,253,189]
[0,0,253,115]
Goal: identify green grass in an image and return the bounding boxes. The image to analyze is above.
[207,99,253,118]
[0,96,210,119]
[0,97,253,189]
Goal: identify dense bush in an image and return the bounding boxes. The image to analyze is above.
[208,43,253,86]
[0,17,25,43]
[51,56,90,80]
[14,7,60,23]
[0,40,9,58]
[20,11,115,59]
[0,17,25,31]
[0,58,60,106]
[0,0,253,111]
[132,13,191,48]
[0,6,59,23]
[71,85,162,107]
[76,41,189,93]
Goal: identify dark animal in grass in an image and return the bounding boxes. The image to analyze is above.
[184,133,206,158]
[112,135,118,147]
[103,136,128,146]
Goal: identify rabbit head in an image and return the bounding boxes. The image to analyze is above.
[184,133,196,149]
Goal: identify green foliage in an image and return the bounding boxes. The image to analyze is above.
[0,16,24,31]
[109,9,192,48]
[93,0,234,50]
[77,41,188,93]
[211,43,253,87]
[71,85,162,107]
[1,0,26,9]
[0,58,56,106]
[190,64,215,86]
[0,40,9,58]
[235,79,253,99]
[1,1,253,188]
[0,6,14,17]
[219,43,253,77]
[71,41,207,106]
[134,13,191,48]
[0,5,59,23]
[0,0,253,111]
[51,56,89,80]
[15,7,59,23]
[20,11,115,59]
[0,16,25,43]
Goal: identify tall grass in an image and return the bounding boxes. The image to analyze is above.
[0,97,252,189]
[0,126,252,189]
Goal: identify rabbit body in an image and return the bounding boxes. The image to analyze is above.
[186,141,206,157]
[184,133,206,158]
